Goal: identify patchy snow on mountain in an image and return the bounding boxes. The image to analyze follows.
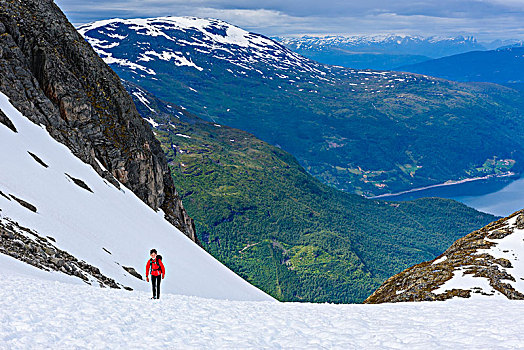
[1,261,524,349]
[435,213,524,297]
[0,90,270,302]
[366,210,524,303]
[78,17,322,77]
[78,16,429,99]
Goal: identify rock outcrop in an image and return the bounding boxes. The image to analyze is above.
[0,0,196,241]
[365,209,524,303]
[0,216,127,289]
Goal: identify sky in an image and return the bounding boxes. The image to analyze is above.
[55,0,524,42]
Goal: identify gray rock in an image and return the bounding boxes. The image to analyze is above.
[516,214,524,230]
[50,257,65,267]
[44,247,57,256]
[1,229,14,239]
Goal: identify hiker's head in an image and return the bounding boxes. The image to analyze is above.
[150,248,157,258]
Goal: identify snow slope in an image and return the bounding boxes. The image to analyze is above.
[1,260,524,349]
[0,91,271,301]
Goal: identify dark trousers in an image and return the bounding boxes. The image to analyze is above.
[151,275,161,299]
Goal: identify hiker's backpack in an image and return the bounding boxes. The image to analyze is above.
[150,256,163,275]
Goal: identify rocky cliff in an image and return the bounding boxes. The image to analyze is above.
[365,209,524,303]
[0,0,196,242]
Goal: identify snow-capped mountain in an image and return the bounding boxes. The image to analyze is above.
[78,17,325,80]
[273,35,488,70]
[366,209,524,303]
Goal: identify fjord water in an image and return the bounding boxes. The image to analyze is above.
[385,176,524,217]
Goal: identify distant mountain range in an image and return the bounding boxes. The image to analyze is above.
[274,35,486,70]
[79,17,524,197]
[397,47,524,90]
[125,81,497,303]
[274,35,524,70]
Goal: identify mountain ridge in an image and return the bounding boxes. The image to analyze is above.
[397,46,524,90]
[273,34,486,70]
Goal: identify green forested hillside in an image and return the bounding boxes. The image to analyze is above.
[128,84,496,303]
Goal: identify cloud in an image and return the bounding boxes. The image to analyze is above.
[55,0,524,41]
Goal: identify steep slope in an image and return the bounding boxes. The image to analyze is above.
[0,0,272,301]
[0,1,195,241]
[274,35,484,70]
[397,47,524,90]
[365,209,524,303]
[127,82,497,303]
[0,90,270,300]
[79,18,524,196]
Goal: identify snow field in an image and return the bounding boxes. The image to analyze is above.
[1,257,524,349]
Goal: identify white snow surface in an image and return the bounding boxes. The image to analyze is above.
[0,91,270,301]
[1,264,524,349]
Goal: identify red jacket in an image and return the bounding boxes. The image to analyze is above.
[146,258,165,278]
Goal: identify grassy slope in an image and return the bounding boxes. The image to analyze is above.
[131,86,496,302]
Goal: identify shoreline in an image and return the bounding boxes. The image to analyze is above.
[366,172,517,200]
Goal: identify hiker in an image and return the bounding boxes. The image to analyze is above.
[146,249,165,299]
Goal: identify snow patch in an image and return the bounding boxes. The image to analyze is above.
[433,256,448,265]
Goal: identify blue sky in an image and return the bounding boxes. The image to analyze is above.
[55,0,524,41]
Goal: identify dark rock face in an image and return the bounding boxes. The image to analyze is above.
[365,210,524,303]
[0,108,16,132]
[0,0,196,241]
[9,195,37,213]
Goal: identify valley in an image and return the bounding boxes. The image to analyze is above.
[127,83,497,303]
[1,0,523,312]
